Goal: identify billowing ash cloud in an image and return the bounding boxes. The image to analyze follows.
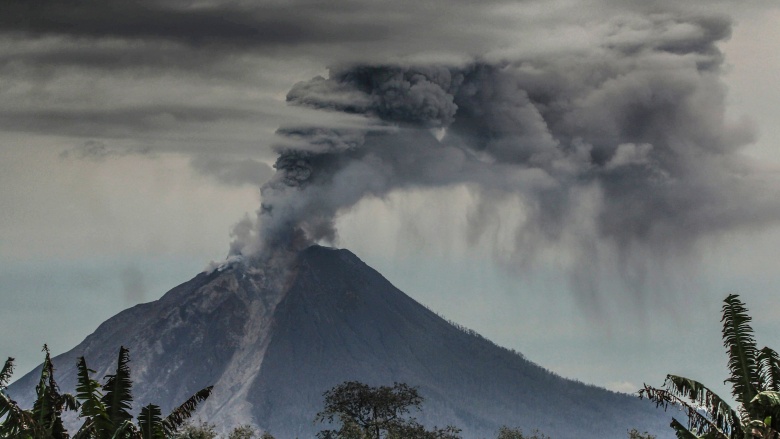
[230,12,778,294]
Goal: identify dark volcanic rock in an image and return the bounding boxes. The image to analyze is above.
[8,246,672,438]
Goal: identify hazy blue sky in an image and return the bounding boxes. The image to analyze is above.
[1,0,779,406]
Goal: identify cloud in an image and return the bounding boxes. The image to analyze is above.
[228,9,780,300]
[59,140,151,161]
[3,0,778,300]
[190,155,274,187]
[0,1,392,48]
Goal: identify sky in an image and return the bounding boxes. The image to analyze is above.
[1,0,780,407]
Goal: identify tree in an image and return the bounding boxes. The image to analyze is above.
[640,294,780,439]
[627,428,656,439]
[315,381,461,439]
[173,421,217,439]
[496,426,551,439]
[227,425,257,439]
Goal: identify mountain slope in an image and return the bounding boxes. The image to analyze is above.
[8,246,672,438]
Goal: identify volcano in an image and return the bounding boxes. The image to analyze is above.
[8,246,671,438]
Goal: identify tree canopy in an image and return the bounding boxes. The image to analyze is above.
[315,381,461,439]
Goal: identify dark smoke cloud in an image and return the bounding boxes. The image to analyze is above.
[0,0,390,48]
[231,12,779,296]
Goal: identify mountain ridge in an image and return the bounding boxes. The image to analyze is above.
[8,246,672,438]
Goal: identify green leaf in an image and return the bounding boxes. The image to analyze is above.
[32,348,55,432]
[0,391,35,438]
[138,404,165,439]
[752,391,780,409]
[29,345,77,439]
[72,417,97,439]
[75,355,113,437]
[664,375,739,433]
[101,346,134,431]
[750,391,780,432]
[110,419,138,439]
[721,294,761,408]
[161,386,213,435]
[669,418,699,439]
[640,378,738,438]
[0,357,14,389]
[758,347,780,392]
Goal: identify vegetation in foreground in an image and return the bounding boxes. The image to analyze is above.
[0,346,211,439]
[641,294,780,439]
[314,381,461,439]
[0,347,655,439]
[187,380,650,439]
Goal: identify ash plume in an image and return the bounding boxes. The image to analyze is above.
[229,12,779,296]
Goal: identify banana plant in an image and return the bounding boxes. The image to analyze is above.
[0,356,36,438]
[0,346,79,439]
[1,346,212,439]
[72,346,213,439]
[31,345,79,439]
[640,294,780,439]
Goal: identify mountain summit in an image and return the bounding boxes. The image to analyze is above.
[9,246,671,438]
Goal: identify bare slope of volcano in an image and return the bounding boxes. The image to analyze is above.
[9,246,671,438]
[248,246,671,438]
[8,264,288,429]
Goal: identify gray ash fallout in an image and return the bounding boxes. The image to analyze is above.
[229,14,778,293]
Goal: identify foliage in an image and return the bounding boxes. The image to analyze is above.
[627,428,656,439]
[496,426,551,439]
[101,346,134,435]
[173,421,218,439]
[640,294,780,439]
[0,346,212,439]
[0,345,78,439]
[227,425,256,439]
[315,381,461,439]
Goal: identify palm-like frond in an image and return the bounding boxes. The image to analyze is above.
[0,357,14,389]
[0,356,38,439]
[670,418,700,439]
[32,348,55,431]
[109,419,137,439]
[31,345,77,439]
[72,417,97,439]
[75,356,113,438]
[0,391,35,438]
[665,375,740,433]
[101,347,134,430]
[160,386,213,435]
[721,294,761,408]
[137,404,164,439]
[758,347,780,393]
[640,381,732,439]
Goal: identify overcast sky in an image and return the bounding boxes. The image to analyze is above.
[2,0,780,406]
